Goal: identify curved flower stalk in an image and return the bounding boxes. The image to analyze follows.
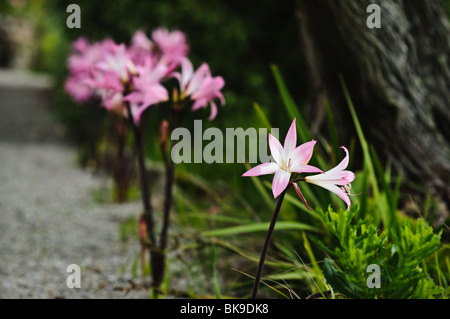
[242,118,322,198]
[241,118,321,299]
[241,118,356,298]
[174,57,225,120]
[305,146,355,210]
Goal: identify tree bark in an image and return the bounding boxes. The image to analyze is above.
[296,0,450,211]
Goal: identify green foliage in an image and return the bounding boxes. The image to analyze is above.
[195,69,448,299]
[316,205,442,299]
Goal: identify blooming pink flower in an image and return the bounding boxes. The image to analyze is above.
[128,30,156,66]
[64,75,92,103]
[65,38,119,103]
[152,28,188,67]
[95,43,137,83]
[123,59,169,123]
[305,146,355,210]
[67,38,116,76]
[174,57,225,120]
[242,119,322,198]
[72,37,90,54]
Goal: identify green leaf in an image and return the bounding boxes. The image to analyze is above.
[202,221,321,237]
[211,243,222,299]
[270,64,311,141]
[322,258,365,299]
[244,163,274,209]
[253,102,272,129]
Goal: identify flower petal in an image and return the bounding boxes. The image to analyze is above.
[326,146,350,175]
[291,140,317,165]
[283,118,297,156]
[208,101,218,120]
[290,164,323,174]
[304,170,355,185]
[269,133,284,165]
[272,169,291,198]
[242,162,279,177]
[307,180,351,210]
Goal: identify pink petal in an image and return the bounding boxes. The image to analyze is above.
[268,133,284,165]
[290,164,323,174]
[316,183,351,210]
[283,118,297,156]
[326,146,350,175]
[272,169,291,198]
[304,170,354,185]
[242,162,278,177]
[180,57,194,89]
[291,140,317,165]
[208,101,218,120]
[185,63,210,96]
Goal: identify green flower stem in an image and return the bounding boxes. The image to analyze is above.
[252,188,287,299]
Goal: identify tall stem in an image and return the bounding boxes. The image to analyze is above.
[251,188,287,299]
[152,111,179,289]
[125,104,156,246]
[114,117,128,203]
[151,149,174,290]
[160,153,174,251]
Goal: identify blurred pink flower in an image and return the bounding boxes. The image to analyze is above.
[305,146,355,210]
[64,76,92,102]
[65,38,118,102]
[174,57,225,120]
[128,30,156,66]
[242,119,322,198]
[67,38,115,75]
[152,28,188,67]
[123,59,169,123]
[95,43,137,83]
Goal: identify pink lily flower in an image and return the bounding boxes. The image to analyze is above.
[128,30,156,66]
[152,28,189,67]
[305,146,355,210]
[64,75,92,103]
[67,38,116,76]
[65,38,114,102]
[95,43,137,83]
[123,59,169,123]
[174,57,225,120]
[242,119,322,198]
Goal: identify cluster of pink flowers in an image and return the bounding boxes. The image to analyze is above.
[65,28,225,124]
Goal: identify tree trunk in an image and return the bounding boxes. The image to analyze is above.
[296,0,450,214]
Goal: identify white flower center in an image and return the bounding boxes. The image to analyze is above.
[280,158,292,172]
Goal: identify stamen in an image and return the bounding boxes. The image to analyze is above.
[340,184,362,196]
[280,158,292,172]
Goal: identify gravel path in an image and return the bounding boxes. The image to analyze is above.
[0,69,150,298]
